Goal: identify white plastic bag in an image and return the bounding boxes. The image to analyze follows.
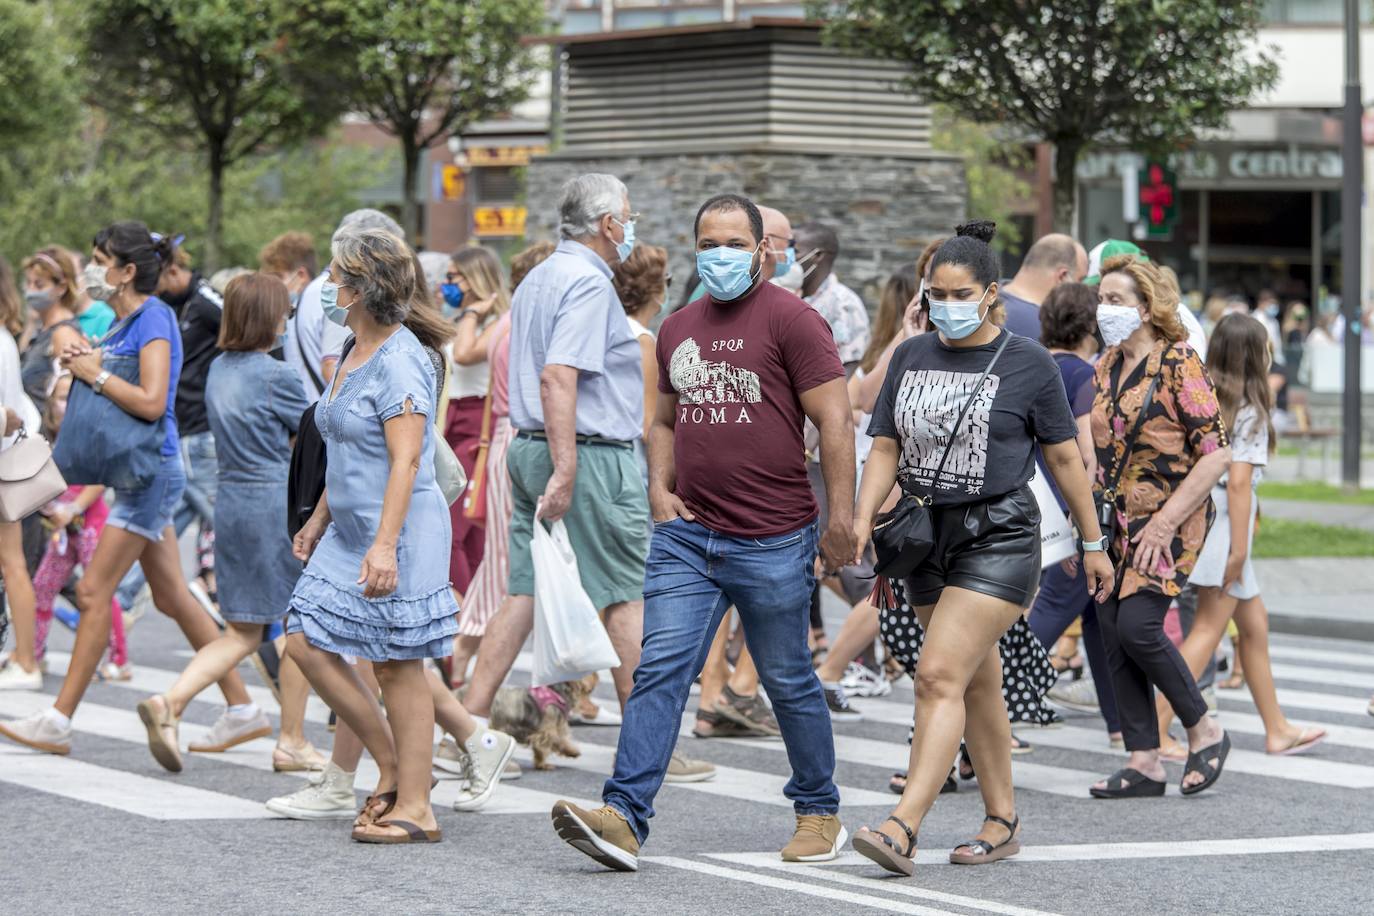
[1029,467,1076,569]
[530,517,620,687]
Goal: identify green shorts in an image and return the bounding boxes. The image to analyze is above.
[506,434,649,610]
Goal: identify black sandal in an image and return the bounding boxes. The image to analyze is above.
[1181,731,1231,796]
[852,815,918,876]
[958,744,976,781]
[1089,767,1167,799]
[949,814,1021,864]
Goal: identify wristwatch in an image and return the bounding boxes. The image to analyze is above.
[455,308,479,322]
[1081,535,1109,553]
[92,370,112,395]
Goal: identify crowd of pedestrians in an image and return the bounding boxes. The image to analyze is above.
[0,173,1364,874]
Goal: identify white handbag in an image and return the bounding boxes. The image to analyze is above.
[0,429,68,522]
[433,435,467,507]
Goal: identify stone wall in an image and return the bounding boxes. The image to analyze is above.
[524,149,966,309]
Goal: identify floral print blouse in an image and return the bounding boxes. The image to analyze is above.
[1090,339,1229,599]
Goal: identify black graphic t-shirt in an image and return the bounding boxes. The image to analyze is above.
[868,329,1077,506]
[657,281,844,536]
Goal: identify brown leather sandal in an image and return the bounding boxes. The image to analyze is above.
[353,818,442,844]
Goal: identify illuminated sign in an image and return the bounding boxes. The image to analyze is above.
[467,146,548,167]
[473,206,527,237]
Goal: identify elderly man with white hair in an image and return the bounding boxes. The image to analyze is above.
[458,175,713,780]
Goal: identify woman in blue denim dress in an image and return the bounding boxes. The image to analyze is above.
[0,221,253,756]
[285,228,460,844]
[135,273,325,774]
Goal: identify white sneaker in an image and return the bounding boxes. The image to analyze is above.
[1048,677,1100,712]
[453,726,516,812]
[433,735,469,781]
[122,583,154,630]
[188,708,272,752]
[0,710,72,754]
[265,763,358,819]
[0,661,43,691]
[569,703,623,726]
[839,663,891,699]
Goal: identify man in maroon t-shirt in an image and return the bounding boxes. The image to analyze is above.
[552,194,857,872]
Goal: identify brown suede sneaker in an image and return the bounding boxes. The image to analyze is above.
[552,801,640,872]
[781,814,847,862]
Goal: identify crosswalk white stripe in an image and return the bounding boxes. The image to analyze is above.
[1211,710,1374,752]
[1266,662,1371,691]
[671,712,1174,798]
[1236,686,1370,718]
[851,699,1374,789]
[641,856,964,915]
[712,858,1065,915]
[0,689,589,818]
[0,746,268,819]
[1023,724,1374,789]
[715,830,1374,867]
[1267,644,1374,670]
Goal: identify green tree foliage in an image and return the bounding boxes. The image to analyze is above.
[82,0,346,268]
[0,0,78,153]
[292,0,546,238]
[0,121,390,278]
[931,107,1031,252]
[815,0,1280,232]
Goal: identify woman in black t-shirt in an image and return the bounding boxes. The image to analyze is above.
[849,221,1114,877]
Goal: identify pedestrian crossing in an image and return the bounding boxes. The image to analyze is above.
[0,636,1370,833]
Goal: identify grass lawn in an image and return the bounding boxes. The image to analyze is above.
[1257,481,1374,505]
[1254,517,1374,558]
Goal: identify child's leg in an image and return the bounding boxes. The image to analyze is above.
[31,538,79,663]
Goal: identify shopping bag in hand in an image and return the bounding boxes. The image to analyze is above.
[530,515,620,687]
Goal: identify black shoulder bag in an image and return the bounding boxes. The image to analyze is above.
[1095,360,1159,560]
[872,331,1011,578]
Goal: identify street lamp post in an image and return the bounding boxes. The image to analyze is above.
[1342,0,1364,489]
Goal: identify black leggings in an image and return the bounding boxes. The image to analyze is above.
[1097,588,1207,752]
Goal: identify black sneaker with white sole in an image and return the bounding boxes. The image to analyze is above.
[823,683,863,722]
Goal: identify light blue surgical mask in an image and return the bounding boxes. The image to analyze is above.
[613,217,636,262]
[697,244,761,302]
[774,245,796,279]
[274,331,287,350]
[320,279,349,327]
[928,287,990,340]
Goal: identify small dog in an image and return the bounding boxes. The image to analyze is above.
[489,675,596,770]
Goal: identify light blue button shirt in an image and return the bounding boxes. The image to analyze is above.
[508,239,644,441]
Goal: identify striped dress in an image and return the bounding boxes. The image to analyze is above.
[457,316,512,636]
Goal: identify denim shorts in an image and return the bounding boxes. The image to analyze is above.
[108,454,187,542]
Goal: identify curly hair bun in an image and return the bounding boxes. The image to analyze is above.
[954,220,997,244]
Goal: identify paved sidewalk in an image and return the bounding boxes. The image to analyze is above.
[1254,557,1374,642]
[1260,498,1374,532]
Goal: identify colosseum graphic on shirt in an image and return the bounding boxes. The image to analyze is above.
[655,281,843,536]
[867,330,1078,507]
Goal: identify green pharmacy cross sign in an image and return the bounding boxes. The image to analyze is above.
[1138,162,1179,239]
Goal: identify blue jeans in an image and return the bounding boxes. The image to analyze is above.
[603,517,838,843]
[1028,561,1122,734]
[116,431,219,608]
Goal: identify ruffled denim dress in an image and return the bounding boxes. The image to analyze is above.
[286,326,459,661]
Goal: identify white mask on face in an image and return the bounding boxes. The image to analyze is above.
[1096,303,1143,348]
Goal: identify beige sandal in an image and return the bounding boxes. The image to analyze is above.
[136,695,182,773]
[272,741,327,772]
[852,815,917,876]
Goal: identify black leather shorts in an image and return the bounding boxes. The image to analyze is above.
[901,485,1042,608]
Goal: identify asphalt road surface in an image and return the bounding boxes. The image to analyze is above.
[3,607,1373,916]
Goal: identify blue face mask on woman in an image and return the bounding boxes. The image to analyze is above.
[440,283,464,313]
[927,286,990,340]
[320,279,349,327]
[696,244,761,302]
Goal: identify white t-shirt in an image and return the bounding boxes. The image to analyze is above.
[0,331,40,450]
[1178,304,1208,361]
[284,272,351,401]
[1224,403,1268,488]
[445,343,490,400]
[627,316,653,340]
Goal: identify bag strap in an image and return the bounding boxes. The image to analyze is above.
[1101,360,1160,499]
[294,308,327,397]
[913,330,1011,504]
[96,299,151,349]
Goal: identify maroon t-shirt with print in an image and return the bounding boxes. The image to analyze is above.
[656,280,845,537]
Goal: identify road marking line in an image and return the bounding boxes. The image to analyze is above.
[641,856,966,915]
[0,690,588,817]
[1267,662,1371,690]
[1185,710,1374,752]
[714,831,1374,866]
[0,746,268,820]
[711,856,1061,916]
[1268,644,1374,670]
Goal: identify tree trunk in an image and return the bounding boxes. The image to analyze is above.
[1052,141,1083,236]
[400,138,421,243]
[206,147,225,273]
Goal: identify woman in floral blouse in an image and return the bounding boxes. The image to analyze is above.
[1087,255,1233,800]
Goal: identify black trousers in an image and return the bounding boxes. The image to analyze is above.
[1097,588,1208,752]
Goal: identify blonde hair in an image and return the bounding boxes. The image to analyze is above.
[22,246,79,312]
[1100,254,1185,343]
[331,229,415,326]
[450,247,510,317]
